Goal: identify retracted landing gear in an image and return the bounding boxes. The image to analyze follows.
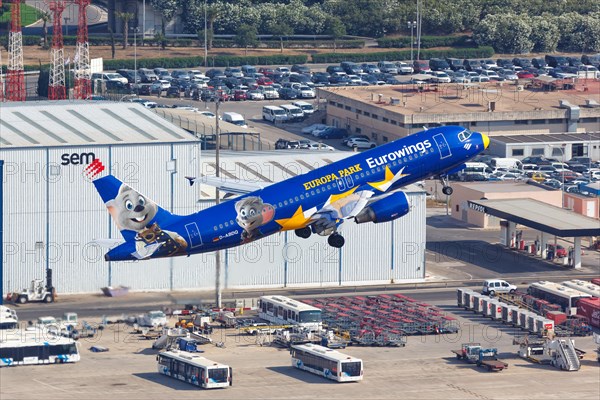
[327,233,345,248]
[440,175,453,196]
[295,227,312,239]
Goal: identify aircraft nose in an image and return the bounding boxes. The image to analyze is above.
[481,133,490,149]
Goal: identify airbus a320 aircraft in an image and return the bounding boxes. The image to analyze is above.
[93,126,489,261]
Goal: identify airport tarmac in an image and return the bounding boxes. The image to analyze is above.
[2,297,599,400]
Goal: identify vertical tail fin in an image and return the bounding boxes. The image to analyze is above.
[93,175,175,241]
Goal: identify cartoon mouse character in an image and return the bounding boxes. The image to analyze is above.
[235,196,275,243]
[107,184,187,258]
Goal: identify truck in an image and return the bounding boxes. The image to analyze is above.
[452,343,508,371]
[216,311,237,328]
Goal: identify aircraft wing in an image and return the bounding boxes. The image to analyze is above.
[186,176,271,195]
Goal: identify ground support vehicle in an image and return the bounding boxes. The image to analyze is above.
[452,343,508,371]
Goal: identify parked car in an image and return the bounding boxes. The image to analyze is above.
[377,61,398,74]
[517,70,535,79]
[346,137,376,149]
[430,71,451,83]
[429,58,451,71]
[482,279,517,296]
[291,64,311,74]
[547,244,567,258]
[138,311,168,327]
[395,61,414,74]
[341,61,363,75]
[247,90,265,100]
[317,127,348,139]
[306,142,335,151]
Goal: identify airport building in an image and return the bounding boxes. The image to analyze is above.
[0,102,426,295]
[318,81,600,160]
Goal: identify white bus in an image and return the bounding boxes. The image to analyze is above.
[0,329,80,367]
[157,350,232,389]
[528,281,592,316]
[561,280,600,298]
[291,343,363,382]
[258,295,322,331]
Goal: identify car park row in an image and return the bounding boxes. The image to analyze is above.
[92,53,600,102]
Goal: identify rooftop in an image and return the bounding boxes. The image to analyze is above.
[491,132,600,144]
[455,181,554,193]
[0,101,196,148]
[318,80,600,117]
[468,198,600,236]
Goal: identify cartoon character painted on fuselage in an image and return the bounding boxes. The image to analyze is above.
[107,184,188,257]
[234,196,275,243]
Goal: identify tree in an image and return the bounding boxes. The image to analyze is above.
[268,21,293,53]
[473,14,533,54]
[234,24,258,56]
[150,0,179,36]
[108,28,116,59]
[115,11,134,49]
[530,16,560,53]
[40,11,51,49]
[324,16,346,52]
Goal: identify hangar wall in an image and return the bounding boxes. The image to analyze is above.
[2,147,426,295]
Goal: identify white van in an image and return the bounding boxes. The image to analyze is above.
[222,112,247,128]
[280,104,304,121]
[262,106,288,123]
[459,162,493,180]
[482,279,517,296]
[292,100,315,116]
[490,158,523,170]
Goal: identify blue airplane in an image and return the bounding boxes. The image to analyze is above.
[93,126,489,261]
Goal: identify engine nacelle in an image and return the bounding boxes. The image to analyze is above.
[354,192,410,224]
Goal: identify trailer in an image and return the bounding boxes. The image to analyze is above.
[451,343,508,371]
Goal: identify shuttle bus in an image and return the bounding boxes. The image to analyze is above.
[527,281,592,316]
[157,350,232,389]
[561,280,600,298]
[258,295,322,332]
[290,343,363,382]
[0,331,80,367]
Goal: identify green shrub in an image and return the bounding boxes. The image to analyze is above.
[310,47,494,63]
[211,39,364,49]
[377,35,473,49]
[102,54,309,70]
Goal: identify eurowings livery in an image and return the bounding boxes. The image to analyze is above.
[93,126,489,261]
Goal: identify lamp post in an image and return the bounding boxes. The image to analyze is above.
[204,0,208,67]
[132,27,139,90]
[408,21,416,63]
[64,17,70,37]
[214,99,222,308]
[550,144,566,208]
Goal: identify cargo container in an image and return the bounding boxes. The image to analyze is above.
[546,310,567,325]
[576,297,600,328]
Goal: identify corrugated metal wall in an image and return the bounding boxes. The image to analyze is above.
[2,145,426,294]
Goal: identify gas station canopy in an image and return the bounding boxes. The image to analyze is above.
[468,198,600,237]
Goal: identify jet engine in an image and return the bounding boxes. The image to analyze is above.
[354,192,410,224]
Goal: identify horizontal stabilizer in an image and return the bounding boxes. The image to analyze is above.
[93,239,124,249]
[185,175,269,195]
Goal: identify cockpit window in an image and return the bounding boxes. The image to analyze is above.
[458,129,472,142]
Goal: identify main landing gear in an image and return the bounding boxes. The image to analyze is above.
[327,233,345,248]
[440,176,453,196]
[295,227,312,239]
[295,227,345,248]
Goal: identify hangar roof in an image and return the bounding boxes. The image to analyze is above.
[456,181,554,194]
[0,101,197,148]
[197,150,425,199]
[468,198,600,237]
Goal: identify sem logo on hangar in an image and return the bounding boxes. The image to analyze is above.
[61,152,105,179]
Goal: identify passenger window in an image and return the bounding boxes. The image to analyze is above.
[300,194,305,200]
[284,200,288,205]
[294,196,299,201]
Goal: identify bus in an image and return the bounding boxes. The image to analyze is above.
[527,281,592,316]
[156,350,232,389]
[290,343,363,382]
[0,329,80,367]
[561,280,600,298]
[258,295,322,332]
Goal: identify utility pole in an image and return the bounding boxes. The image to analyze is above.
[215,99,222,308]
[416,0,423,60]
